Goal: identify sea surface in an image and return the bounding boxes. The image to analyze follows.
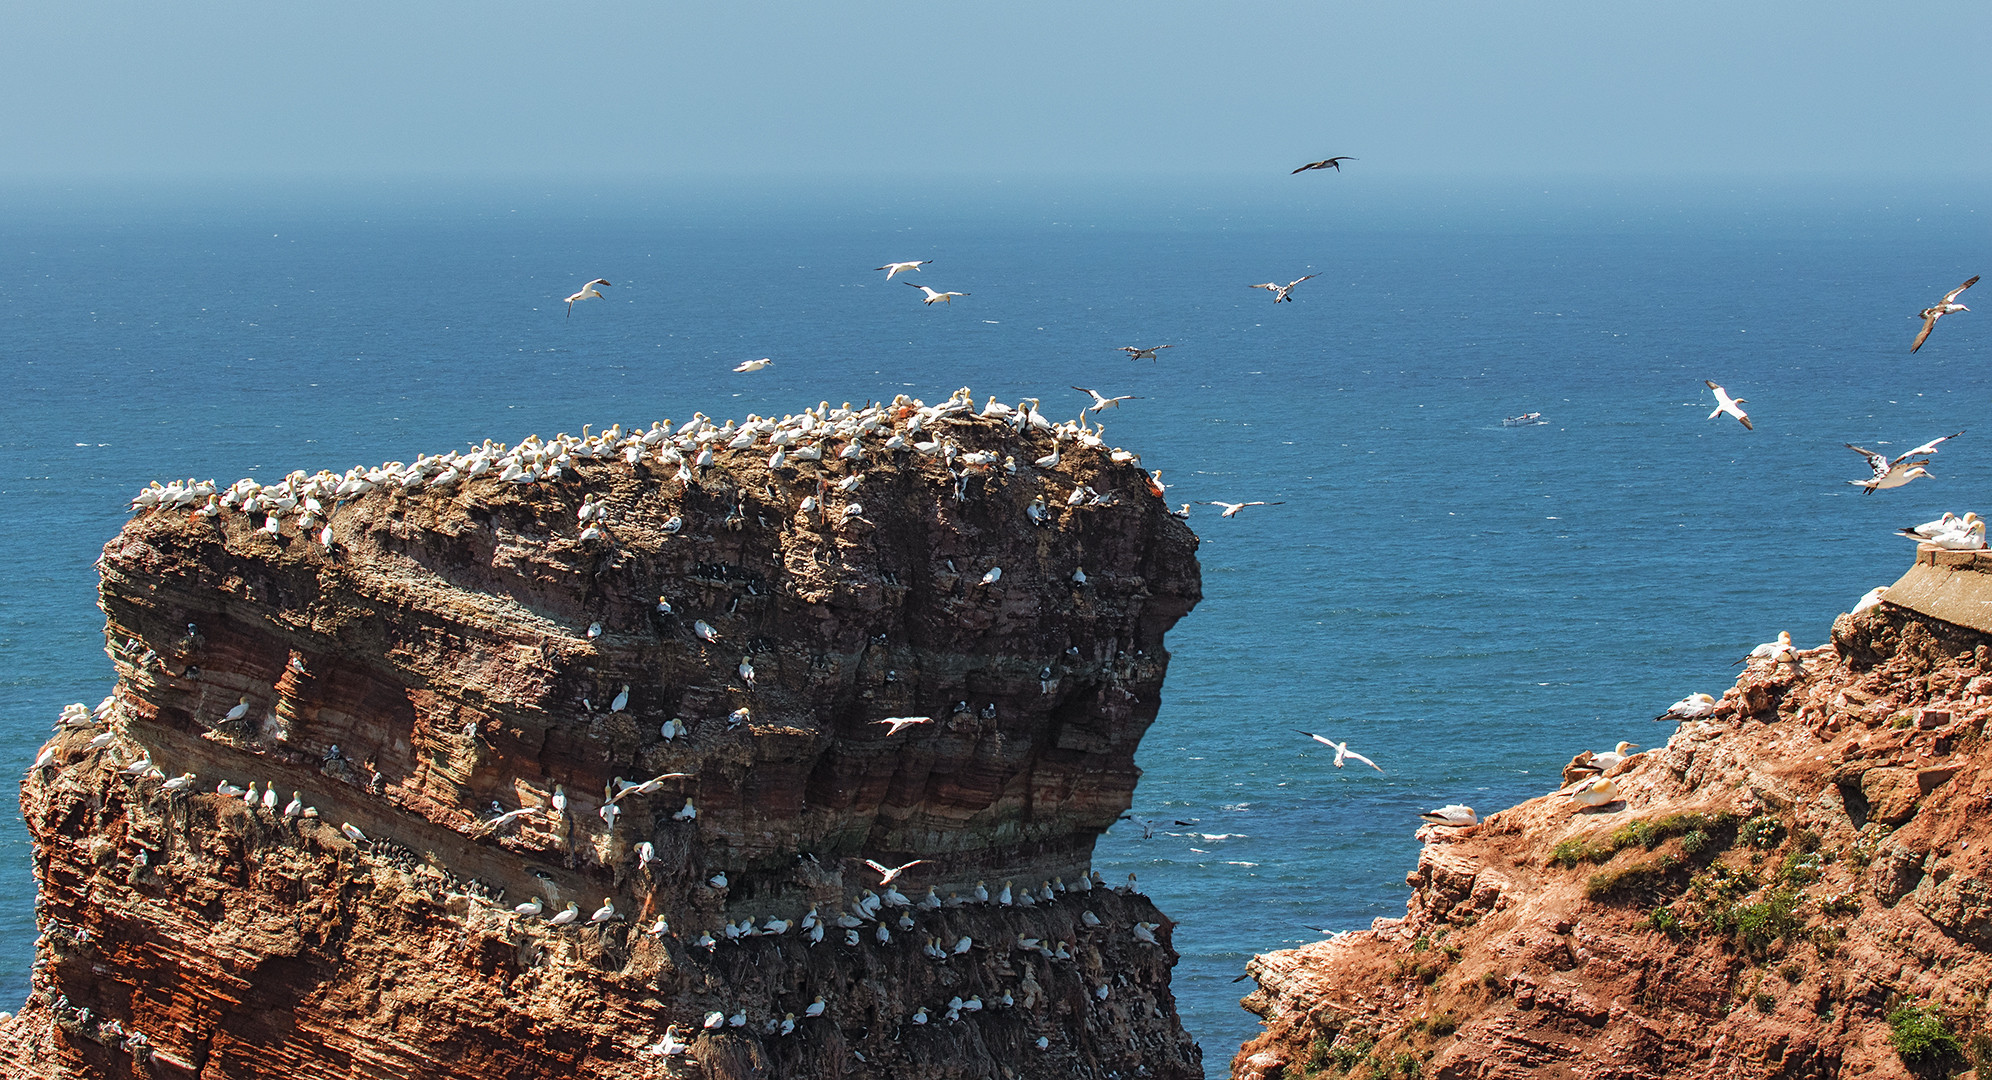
[2,174,1988,1071]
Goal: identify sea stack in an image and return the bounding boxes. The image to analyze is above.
[3,390,1204,1079]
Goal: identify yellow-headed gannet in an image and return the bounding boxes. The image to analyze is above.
[1249,275,1317,302]
[513,897,543,916]
[865,858,930,886]
[1419,804,1477,826]
[734,358,772,372]
[1912,276,1978,352]
[875,260,930,279]
[1565,776,1619,808]
[1297,730,1384,773]
[564,279,611,316]
[908,284,967,305]
[1734,631,1798,667]
[1073,386,1142,413]
[1655,693,1717,722]
[1198,500,1286,518]
[548,902,581,925]
[1705,380,1752,430]
[609,684,629,713]
[1590,741,1638,769]
[875,716,932,736]
[224,697,251,722]
[589,898,616,924]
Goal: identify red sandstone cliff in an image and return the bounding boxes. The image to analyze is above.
[1233,552,1992,1080]
[2,392,1203,1079]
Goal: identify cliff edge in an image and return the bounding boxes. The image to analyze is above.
[2,389,1204,1079]
[1232,549,1992,1080]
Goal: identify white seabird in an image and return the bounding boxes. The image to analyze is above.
[1419,804,1477,826]
[1296,730,1385,773]
[1655,693,1717,722]
[224,697,251,722]
[1846,431,1959,494]
[875,716,932,736]
[340,822,368,844]
[908,284,967,305]
[1119,345,1175,361]
[1565,776,1620,808]
[1198,500,1285,518]
[513,897,543,916]
[1705,380,1752,430]
[1590,741,1638,769]
[1249,275,1317,302]
[875,260,931,279]
[1073,386,1142,413]
[563,279,611,317]
[1734,631,1799,667]
[548,902,581,926]
[1851,586,1888,615]
[734,358,772,372]
[589,898,616,924]
[1912,276,1978,352]
[864,858,930,886]
[609,684,630,713]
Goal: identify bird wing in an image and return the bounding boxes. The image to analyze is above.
[1291,161,1324,174]
[864,859,890,876]
[1289,275,1318,287]
[1944,275,1981,304]
[1249,283,1278,291]
[1344,749,1384,773]
[1737,413,1752,430]
[1845,444,1890,478]
[1912,315,1938,353]
[1898,431,1963,461]
[1296,729,1337,748]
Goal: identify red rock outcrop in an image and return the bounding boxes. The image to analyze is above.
[1231,579,1992,1080]
[1,393,1203,1079]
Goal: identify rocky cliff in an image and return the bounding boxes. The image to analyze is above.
[1,389,1204,1080]
[1232,552,1992,1080]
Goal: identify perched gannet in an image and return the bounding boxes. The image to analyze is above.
[875,716,932,736]
[644,1027,690,1057]
[805,995,826,1018]
[1249,275,1317,302]
[1296,730,1385,774]
[1565,776,1620,808]
[694,620,719,643]
[1131,922,1160,944]
[980,566,1002,585]
[1291,156,1355,173]
[646,915,670,937]
[224,696,251,722]
[1900,512,1962,540]
[548,902,581,926]
[1120,345,1175,361]
[1912,276,1978,352]
[1705,380,1752,430]
[908,283,967,305]
[589,898,616,924]
[1898,511,1983,549]
[1073,386,1142,413]
[214,780,245,798]
[609,684,629,713]
[1851,587,1888,615]
[734,358,772,373]
[599,802,621,830]
[513,896,543,916]
[283,791,303,819]
[161,772,196,792]
[866,858,929,886]
[673,799,698,821]
[340,822,368,844]
[738,656,755,687]
[1734,631,1799,667]
[728,1009,747,1028]
[875,260,931,279]
[1846,431,1959,493]
[1198,500,1286,518]
[1590,741,1638,769]
[1419,804,1478,827]
[563,279,611,316]
[703,1011,725,1030]
[1655,692,1718,723]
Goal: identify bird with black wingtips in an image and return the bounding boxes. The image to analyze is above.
[1845,431,1959,494]
[1119,345,1175,361]
[563,279,611,317]
[1705,380,1751,430]
[1250,275,1317,302]
[1296,730,1384,773]
[1912,276,1978,352]
[1292,156,1356,173]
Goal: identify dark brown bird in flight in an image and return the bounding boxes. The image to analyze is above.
[1911,275,1978,353]
[1291,157,1356,174]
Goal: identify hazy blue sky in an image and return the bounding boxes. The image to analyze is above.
[3,2,1987,181]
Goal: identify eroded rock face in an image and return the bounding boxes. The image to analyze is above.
[1,395,1204,1079]
[1233,599,1992,1080]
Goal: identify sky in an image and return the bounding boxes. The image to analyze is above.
[3,2,1988,183]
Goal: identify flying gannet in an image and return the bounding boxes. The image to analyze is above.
[865,858,930,886]
[875,260,931,279]
[734,358,772,372]
[1705,380,1752,430]
[1912,276,1978,352]
[1654,693,1717,723]
[908,283,967,305]
[1197,500,1286,518]
[1073,386,1142,413]
[1120,345,1175,361]
[1846,431,1959,494]
[1291,156,1356,173]
[1249,275,1317,302]
[564,279,611,317]
[1296,730,1384,773]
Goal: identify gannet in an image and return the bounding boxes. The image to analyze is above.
[340,822,368,844]
[911,1007,929,1025]
[694,620,719,643]
[805,996,826,1017]
[609,684,629,713]
[673,799,697,821]
[738,656,755,687]
[599,802,620,829]
[634,841,655,867]
[1119,345,1175,361]
[875,716,932,736]
[1073,386,1142,413]
[1899,512,1965,540]
[1419,804,1478,826]
[1655,692,1717,722]
[734,358,772,372]
[1198,500,1285,518]
[1851,586,1887,615]
[224,697,251,722]
[728,707,750,728]
[551,784,567,813]
[161,772,196,792]
[283,791,303,819]
[875,260,931,279]
[119,756,155,777]
[1734,631,1798,667]
[1249,275,1317,302]
[647,916,670,936]
[1291,156,1355,173]
[563,279,611,317]
[1912,276,1978,352]
[1565,776,1619,808]
[908,283,967,305]
[980,567,1002,585]
[1705,380,1752,430]
[215,781,245,798]
[1590,741,1638,769]
[1846,431,1959,493]
[865,858,930,886]
[728,1009,748,1028]
[644,1027,690,1057]
[1132,922,1159,944]
[548,902,581,926]
[1297,730,1385,773]
[513,897,543,916]
[590,898,616,924]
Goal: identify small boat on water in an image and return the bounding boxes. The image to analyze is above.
[1502,412,1545,426]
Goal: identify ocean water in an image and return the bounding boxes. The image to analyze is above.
[2,175,1988,1071]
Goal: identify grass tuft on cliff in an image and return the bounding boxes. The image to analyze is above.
[1887,1003,1964,1072]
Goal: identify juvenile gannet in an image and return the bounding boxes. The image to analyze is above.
[1198,500,1286,518]
[1655,692,1717,722]
[734,358,772,372]
[1912,276,1978,352]
[1565,776,1620,808]
[1120,345,1175,361]
[1291,156,1356,173]
[1296,730,1385,773]
[1590,741,1638,769]
[908,283,967,305]
[1705,380,1752,430]
[1846,431,1959,493]
[875,260,931,279]
[1249,275,1317,302]
[1073,386,1142,413]
[865,858,930,886]
[1419,804,1477,826]
[563,279,611,317]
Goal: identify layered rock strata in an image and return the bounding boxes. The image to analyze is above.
[2,391,1203,1079]
[1232,572,1992,1080]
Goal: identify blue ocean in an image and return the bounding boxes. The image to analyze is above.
[3,175,1987,1071]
